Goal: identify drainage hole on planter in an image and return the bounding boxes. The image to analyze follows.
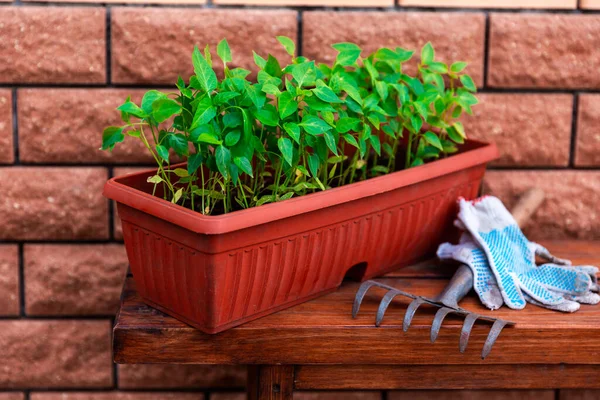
[272,384,281,393]
[344,262,368,282]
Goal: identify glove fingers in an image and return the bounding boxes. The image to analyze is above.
[565,292,600,305]
[519,275,567,305]
[523,293,580,312]
[436,239,503,310]
[531,264,591,295]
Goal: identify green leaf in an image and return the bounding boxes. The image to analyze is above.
[421,42,435,65]
[411,114,423,133]
[216,39,232,65]
[460,75,477,92]
[446,126,465,144]
[450,61,467,74]
[363,59,378,83]
[339,81,362,105]
[283,122,301,144]
[192,46,218,93]
[300,115,331,135]
[172,168,189,178]
[428,62,448,74]
[264,54,282,78]
[194,133,222,145]
[253,51,267,69]
[152,98,181,123]
[147,175,163,184]
[375,80,388,101]
[255,108,279,127]
[187,153,203,175]
[261,83,281,96]
[453,121,467,138]
[313,80,342,103]
[342,133,359,148]
[423,131,443,150]
[278,137,294,166]
[245,84,267,109]
[291,61,315,88]
[369,135,381,156]
[278,92,298,119]
[171,188,183,204]
[169,133,189,156]
[225,130,241,146]
[332,42,361,66]
[234,156,253,177]
[308,153,320,178]
[276,36,296,57]
[215,145,231,180]
[141,90,167,115]
[117,100,146,118]
[323,130,338,156]
[156,144,169,161]
[101,126,124,150]
[213,91,240,106]
[411,157,424,167]
[191,96,216,130]
[336,117,361,134]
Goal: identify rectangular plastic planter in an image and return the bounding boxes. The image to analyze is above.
[104,139,498,334]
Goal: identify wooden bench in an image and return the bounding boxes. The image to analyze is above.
[113,240,600,399]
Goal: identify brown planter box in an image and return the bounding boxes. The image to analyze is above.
[104,139,498,334]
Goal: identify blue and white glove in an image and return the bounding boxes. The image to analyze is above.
[454,196,600,312]
[437,232,503,310]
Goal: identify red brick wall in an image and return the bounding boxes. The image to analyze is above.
[0,0,599,399]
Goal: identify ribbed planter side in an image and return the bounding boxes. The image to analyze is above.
[115,161,483,333]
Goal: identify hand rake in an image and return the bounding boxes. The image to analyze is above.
[352,189,544,360]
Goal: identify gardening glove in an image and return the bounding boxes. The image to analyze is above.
[437,232,504,310]
[456,196,600,312]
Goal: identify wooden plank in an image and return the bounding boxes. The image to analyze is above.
[295,365,600,390]
[248,365,294,400]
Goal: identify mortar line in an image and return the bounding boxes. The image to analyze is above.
[483,12,490,89]
[18,243,26,317]
[106,7,112,85]
[569,93,579,167]
[108,167,116,242]
[297,10,303,57]
[11,88,19,164]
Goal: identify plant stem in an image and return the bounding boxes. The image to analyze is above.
[405,131,414,169]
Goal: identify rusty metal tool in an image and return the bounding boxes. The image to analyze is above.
[352,189,545,359]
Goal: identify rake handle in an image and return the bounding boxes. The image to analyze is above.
[436,189,545,308]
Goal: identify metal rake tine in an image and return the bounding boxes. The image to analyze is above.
[459,313,479,353]
[481,319,508,360]
[430,307,455,343]
[403,298,425,332]
[352,280,379,318]
[375,289,404,327]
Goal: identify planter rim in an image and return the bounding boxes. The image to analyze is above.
[104,139,498,235]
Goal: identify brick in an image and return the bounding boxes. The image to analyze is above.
[465,94,572,167]
[0,394,24,400]
[294,393,381,400]
[488,14,600,89]
[112,8,297,84]
[390,390,554,400]
[31,393,204,400]
[303,11,485,87]
[18,89,155,164]
[113,167,149,240]
[118,364,246,389]
[0,90,13,164]
[0,7,105,84]
[399,0,575,8]
[215,0,391,6]
[25,0,204,3]
[0,245,19,316]
[0,167,108,240]
[581,0,600,8]
[0,320,112,388]
[24,244,128,316]
[483,171,600,239]
[576,94,600,166]
[560,390,600,400]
